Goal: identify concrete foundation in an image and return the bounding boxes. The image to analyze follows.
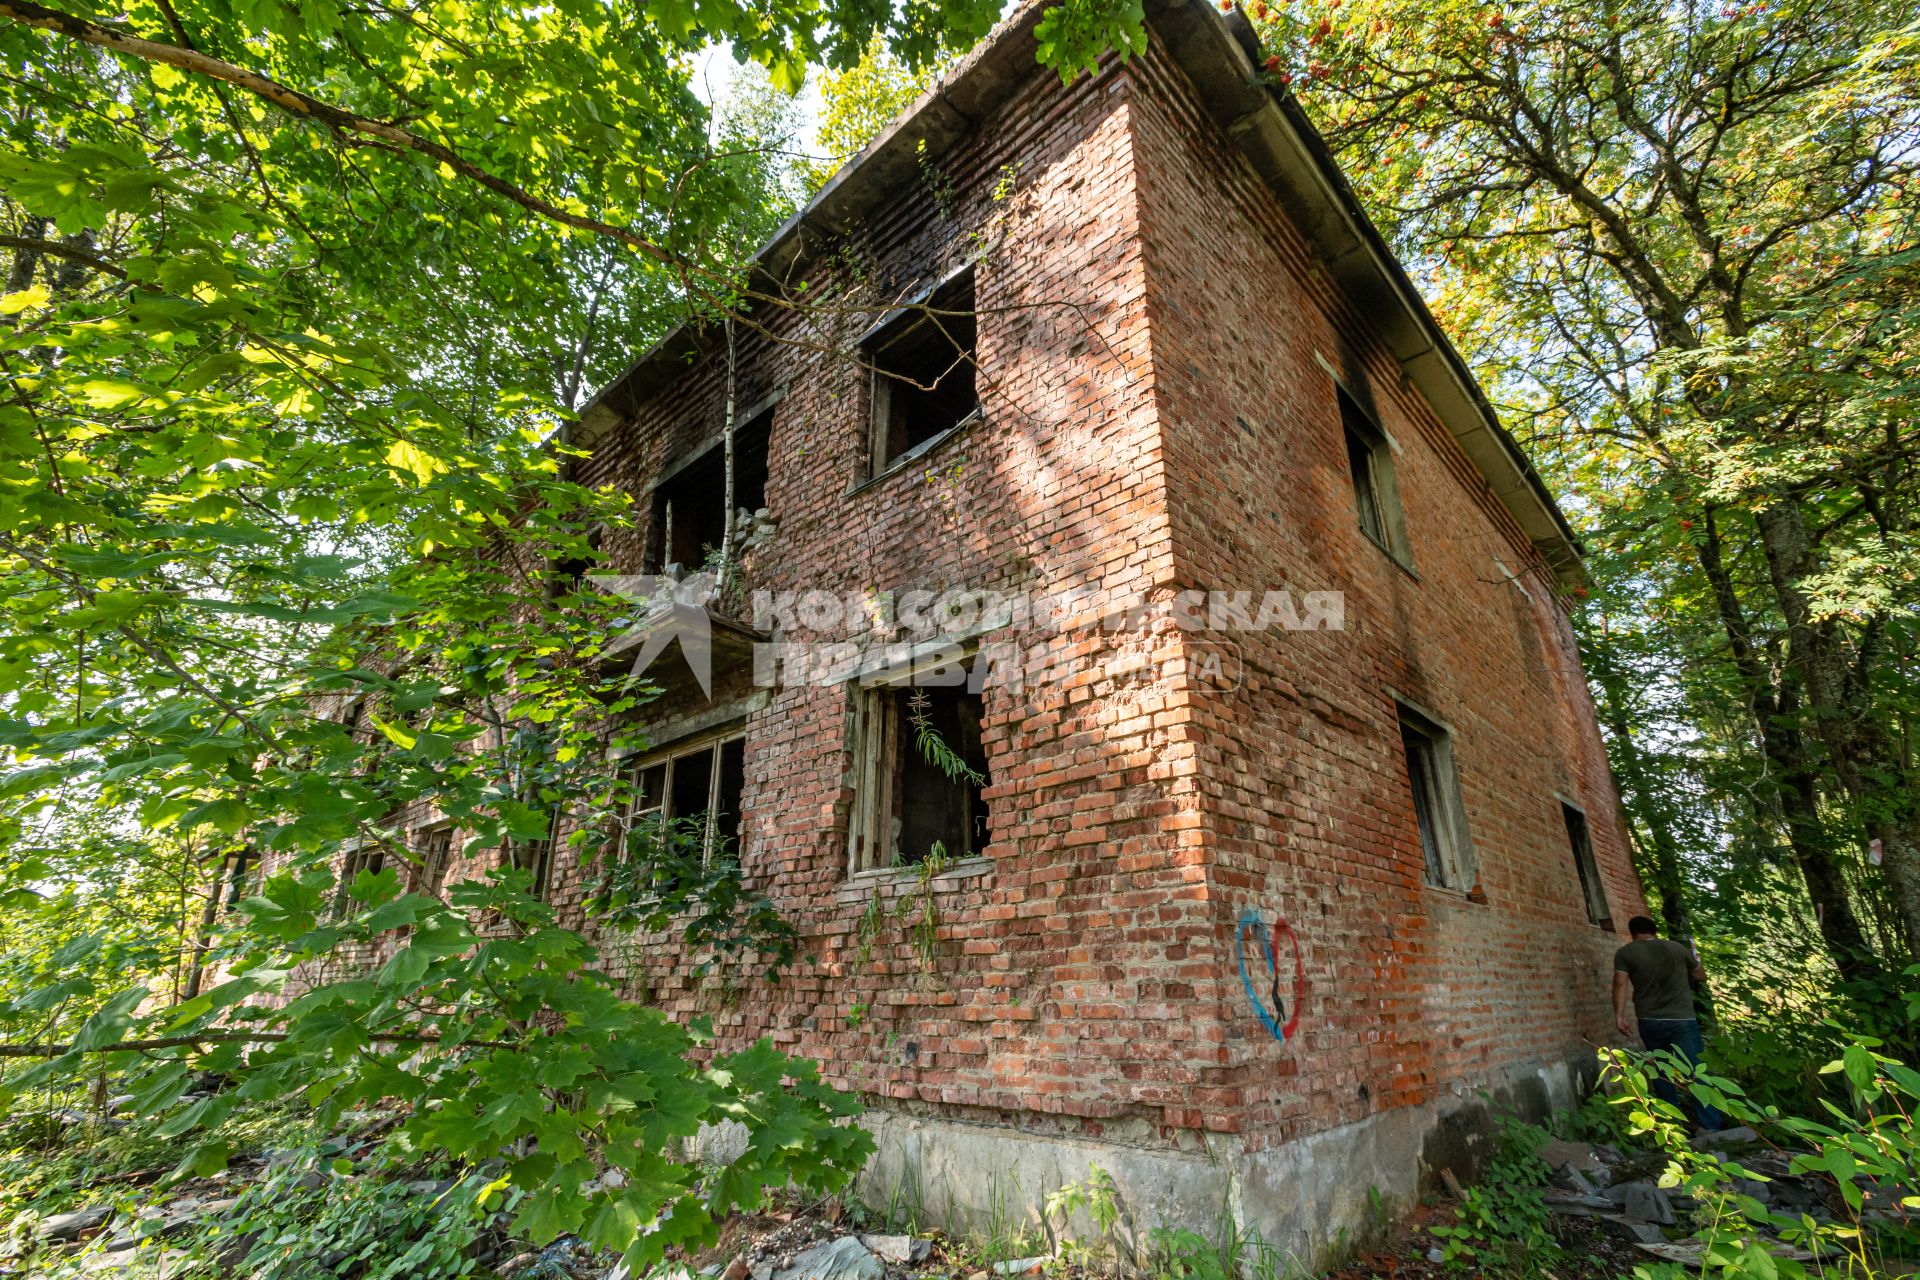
[851,1053,1592,1275]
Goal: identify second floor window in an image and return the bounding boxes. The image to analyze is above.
[1338,385,1411,565]
[866,268,979,475]
[647,412,771,575]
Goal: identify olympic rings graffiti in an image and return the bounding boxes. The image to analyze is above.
[1237,907,1306,1043]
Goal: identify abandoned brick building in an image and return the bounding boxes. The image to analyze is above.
[400,0,1646,1260]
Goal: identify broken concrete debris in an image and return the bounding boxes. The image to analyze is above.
[1618,1183,1677,1227]
[34,1204,113,1241]
[856,1235,932,1266]
[771,1236,886,1280]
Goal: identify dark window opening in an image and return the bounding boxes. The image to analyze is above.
[333,843,385,917]
[713,736,746,854]
[668,747,715,829]
[1346,418,1385,544]
[624,731,748,867]
[848,663,992,874]
[895,685,988,866]
[1338,386,1406,558]
[554,526,605,598]
[647,412,772,574]
[868,270,978,472]
[1563,803,1611,928]
[1396,703,1471,890]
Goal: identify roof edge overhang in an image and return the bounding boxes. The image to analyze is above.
[574,0,1587,588]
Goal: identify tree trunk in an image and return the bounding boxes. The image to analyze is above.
[1752,500,1920,964]
[1694,510,1882,980]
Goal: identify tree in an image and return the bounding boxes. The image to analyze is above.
[0,0,1148,1263]
[1253,0,1920,978]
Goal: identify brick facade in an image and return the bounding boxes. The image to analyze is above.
[400,0,1644,1249]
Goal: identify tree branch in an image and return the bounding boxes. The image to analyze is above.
[0,232,126,280]
[0,1028,512,1058]
[0,0,689,277]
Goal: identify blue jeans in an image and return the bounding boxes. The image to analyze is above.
[1639,1017,1722,1131]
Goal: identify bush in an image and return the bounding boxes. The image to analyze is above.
[1607,1035,1920,1278]
[1427,1114,1559,1276]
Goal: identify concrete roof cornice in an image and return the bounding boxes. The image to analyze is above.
[575,0,1587,586]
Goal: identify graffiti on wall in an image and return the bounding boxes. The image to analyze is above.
[1237,907,1307,1044]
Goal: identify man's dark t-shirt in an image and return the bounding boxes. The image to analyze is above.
[1615,938,1697,1020]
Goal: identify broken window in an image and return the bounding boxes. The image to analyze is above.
[1338,385,1410,562]
[1562,802,1611,928]
[1396,702,1473,891]
[415,825,454,896]
[624,730,748,867]
[866,269,979,474]
[646,412,772,574]
[552,524,605,599]
[333,840,385,917]
[847,657,992,874]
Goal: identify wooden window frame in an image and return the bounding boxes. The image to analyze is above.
[1337,384,1412,567]
[332,838,386,918]
[1560,800,1612,928]
[846,648,990,876]
[1395,700,1475,892]
[415,824,455,896]
[623,725,748,867]
[864,267,981,479]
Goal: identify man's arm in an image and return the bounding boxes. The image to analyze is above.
[1685,941,1707,985]
[1613,970,1635,1038]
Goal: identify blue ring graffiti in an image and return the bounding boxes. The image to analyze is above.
[1237,907,1305,1043]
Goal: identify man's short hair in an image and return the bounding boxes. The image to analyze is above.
[1627,915,1659,936]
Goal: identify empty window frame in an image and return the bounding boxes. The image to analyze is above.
[414,825,455,896]
[847,658,992,874]
[1396,703,1474,891]
[1562,802,1611,928]
[333,840,385,917]
[645,413,772,575]
[866,269,979,474]
[1338,385,1409,561]
[552,524,606,599]
[624,729,748,866]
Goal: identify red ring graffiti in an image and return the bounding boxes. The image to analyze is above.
[1237,908,1307,1042]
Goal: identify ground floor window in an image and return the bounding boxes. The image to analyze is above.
[1562,801,1611,928]
[847,658,991,874]
[626,728,747,865]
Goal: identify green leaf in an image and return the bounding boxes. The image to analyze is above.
[0,284,49,314]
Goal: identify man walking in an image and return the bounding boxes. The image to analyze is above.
[1613,915,1721,1132]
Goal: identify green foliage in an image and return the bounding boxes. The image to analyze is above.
[1035,0,1149,83]
[0,0,1153,1263]
[1045,1164,1131,1269]
[1428,1116,1558,1275]
[908,691,985,786]
[0,1100,323,1219]
[1608,1034,1920,1279]
[588,817,797,978]
[1258,0,1920,984]
[217,1167,493,1280]
[1143,1227,1229,1280]
[810,37,960,190]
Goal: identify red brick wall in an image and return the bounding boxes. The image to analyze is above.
[533,22,1642,1156]
[560,54,1237,1140]
[1122,35,1643,1151]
